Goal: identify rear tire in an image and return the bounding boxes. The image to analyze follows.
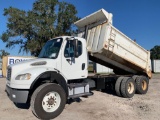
[120,77,136,98]
[132,75,138,81]
[115,77,124,97]
[135,76,149,94]
[31,83,66,120]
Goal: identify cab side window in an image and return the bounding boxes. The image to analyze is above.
[78,41,82,56]
[64,40,82,58]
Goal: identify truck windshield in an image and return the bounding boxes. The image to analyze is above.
[38,38,63,59]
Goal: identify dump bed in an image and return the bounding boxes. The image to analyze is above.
[75,9,152,78]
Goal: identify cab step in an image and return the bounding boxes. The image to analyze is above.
[69,92,93,99]
[68,83,93,98]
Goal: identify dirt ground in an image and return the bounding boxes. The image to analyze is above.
[0,74,160,120]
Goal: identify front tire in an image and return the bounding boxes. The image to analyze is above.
[31,83,66,120]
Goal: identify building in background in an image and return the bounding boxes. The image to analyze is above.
[96,63,113,73]
[152,60,160,73]
[88,61,113,74]
[2,56,35,77]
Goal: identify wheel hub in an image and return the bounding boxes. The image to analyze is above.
[128,82,134,94]
[42,92,61,112]
[142,80,147,90]
[48,97,55,105]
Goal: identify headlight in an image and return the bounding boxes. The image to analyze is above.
[15,73,31,80]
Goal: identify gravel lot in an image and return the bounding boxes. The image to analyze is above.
[0,74,160,120]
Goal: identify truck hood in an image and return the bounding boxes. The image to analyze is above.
[9,58,53,68]
[8,58,58,79]
[7,58,60,89]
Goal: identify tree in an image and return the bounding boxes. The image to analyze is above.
[150,45,160,59]
[1,0,79,56]
[0,50,10,59]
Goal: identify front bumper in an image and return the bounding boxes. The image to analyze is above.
[5,85,29,103]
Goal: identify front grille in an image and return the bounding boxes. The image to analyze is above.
[7,67,12,81]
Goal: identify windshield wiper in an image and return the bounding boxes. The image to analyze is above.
[39,56,49,58]
[39,56,56,59]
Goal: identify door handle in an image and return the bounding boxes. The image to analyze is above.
[82,63,85,70]
[66,59,71,62]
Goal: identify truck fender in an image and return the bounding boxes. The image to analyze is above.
[30,71,68,97]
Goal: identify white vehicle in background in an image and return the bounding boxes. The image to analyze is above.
[6,9,151,119]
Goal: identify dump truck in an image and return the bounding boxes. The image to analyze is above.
[5,9,152,119]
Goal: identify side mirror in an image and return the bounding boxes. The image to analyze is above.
[73,39,79,58]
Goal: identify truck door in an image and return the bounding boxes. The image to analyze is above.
[61,39,87,80]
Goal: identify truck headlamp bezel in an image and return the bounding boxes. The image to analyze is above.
[15,73,31,80]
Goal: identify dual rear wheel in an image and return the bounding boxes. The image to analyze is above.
[134,76,149,94]
[115,76,149,98]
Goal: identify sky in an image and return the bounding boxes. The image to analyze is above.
[0,0,160,56]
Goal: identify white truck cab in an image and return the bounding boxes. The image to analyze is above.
[6,36,88,102]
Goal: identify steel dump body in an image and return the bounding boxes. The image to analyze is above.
[75,9,152,78]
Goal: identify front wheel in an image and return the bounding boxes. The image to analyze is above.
[31,83,66,120]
